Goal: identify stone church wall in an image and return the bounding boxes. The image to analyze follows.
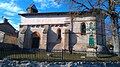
[19,24,69,51]
[0,31,18,45]
[47,27,67,51]
[19,14,70,51]
[19,13,106,53]
[70,17,96,52]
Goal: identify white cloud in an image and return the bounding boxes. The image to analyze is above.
[0,19,3,23]
[40,2,49,9]
[0,2,21,13]
[52,1,61,8]
[18,11,26,14]
[0,1,24,13]
[33,0,43,2]
[11,0,15,2]
[11,23,20,31]
[33,0,61,9]
[4,12,15,16]
[2,16,16,21]
[9,20,19,30]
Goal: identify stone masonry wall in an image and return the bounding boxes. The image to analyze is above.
[4,33,18,45]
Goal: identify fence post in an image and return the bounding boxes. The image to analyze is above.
[62,49,63,60]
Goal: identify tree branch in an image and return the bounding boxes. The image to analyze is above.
[86,0,94,9]
[72,0,90,10]
[100,0,108,10]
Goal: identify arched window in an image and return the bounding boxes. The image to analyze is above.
[57,28,61,40]
[81,22,86,35]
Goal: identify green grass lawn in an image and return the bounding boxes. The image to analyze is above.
[0,43,120,62]
[1,50,120,62]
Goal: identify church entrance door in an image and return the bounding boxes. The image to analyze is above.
[31,32,40,48]
[32,37,40,48]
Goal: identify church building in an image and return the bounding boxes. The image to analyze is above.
[18,4,107,55]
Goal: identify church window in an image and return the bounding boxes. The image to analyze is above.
[64,24,68,27]
[89,35,94,47]
[64,24,66,27]
[31,25,35,28]
[57,28,61,40]
[41,25,44,28]
[81,22,86,35]
[36,25,40,28]
[60,24,63,27]
[55,25,59,27]
[51,25,54,27]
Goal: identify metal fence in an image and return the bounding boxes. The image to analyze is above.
[0,43,118,62]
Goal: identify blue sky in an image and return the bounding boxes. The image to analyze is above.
[0,0,69,30]
[0,0,119,31]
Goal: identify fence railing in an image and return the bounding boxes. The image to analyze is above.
[0,43,118,61]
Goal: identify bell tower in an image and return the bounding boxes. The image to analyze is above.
[26,4,38,13]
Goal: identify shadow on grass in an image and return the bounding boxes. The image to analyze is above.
[0,43,44,60]
[97,53,118,58]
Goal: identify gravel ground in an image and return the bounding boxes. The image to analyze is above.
[0,59,120,67]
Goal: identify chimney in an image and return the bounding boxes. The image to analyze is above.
[3,18,8,23]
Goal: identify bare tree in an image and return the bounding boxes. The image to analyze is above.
[56,0,120,55]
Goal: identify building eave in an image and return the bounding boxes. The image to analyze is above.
[18,12,71,16]
[18,9,106,17]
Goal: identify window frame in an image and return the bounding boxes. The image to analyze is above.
[56,28,62,40]
[81,22,86,35]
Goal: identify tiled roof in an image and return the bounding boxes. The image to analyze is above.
[19,8,106,17]
[0,23,17,35]
[18,11,83,16]
[27,4,37,10]
[29,4,34,8]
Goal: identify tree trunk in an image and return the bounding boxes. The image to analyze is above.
[112,16,120,55]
